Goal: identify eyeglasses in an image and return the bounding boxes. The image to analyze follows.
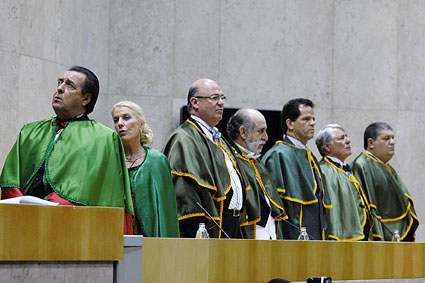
[194,95,226,102]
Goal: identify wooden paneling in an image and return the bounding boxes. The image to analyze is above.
[142,238,210,282]
[0,204,124,261]
[142,238,425,283]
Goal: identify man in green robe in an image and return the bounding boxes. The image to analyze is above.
[226,109,287,239]
[351,122,419,241]
[263,98,331,240]
[315,124,372,241]
[163,78,246,238]
[0,66,133,233]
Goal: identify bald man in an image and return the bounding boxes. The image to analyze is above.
[226,109,286,239]
[163,79,246,238]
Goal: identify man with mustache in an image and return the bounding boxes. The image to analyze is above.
[351,122,418,241]
[163,78,246,238]
[226,108,286,239]
[0,66,134,233]
[315,124,372,241]
[263,98,330,240]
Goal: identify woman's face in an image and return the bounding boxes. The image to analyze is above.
[112,106,143,144]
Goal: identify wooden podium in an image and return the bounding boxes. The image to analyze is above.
[0,204,124,282]
[0,203,123,261]
[142,238,425,283]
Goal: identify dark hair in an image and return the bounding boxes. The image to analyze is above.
[68,65,99,115]
[281,98,314,134]
[363,122,393,149]
[187,86,199,113]
[226,109,256,141]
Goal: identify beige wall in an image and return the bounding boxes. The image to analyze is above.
[1,0,424,241]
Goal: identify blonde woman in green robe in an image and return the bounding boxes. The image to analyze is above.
[112,101,179,237]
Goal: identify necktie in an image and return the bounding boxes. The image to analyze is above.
[342,164,350,172]
[209,127,221,143]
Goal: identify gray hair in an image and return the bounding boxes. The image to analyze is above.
[226,109,256,142]
[315,124,345,157]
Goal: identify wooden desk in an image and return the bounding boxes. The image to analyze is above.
[142,238,425,283]
[0,204,123,261]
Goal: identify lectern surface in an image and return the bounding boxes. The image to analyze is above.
[0,204,124,261]
[142,238,425,283]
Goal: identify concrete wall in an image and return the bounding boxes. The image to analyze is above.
[1,0,424,241]
[0,262,112,282]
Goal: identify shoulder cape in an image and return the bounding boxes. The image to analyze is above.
[0,118,133,213]
[129,147,179,237]
[320,157,370,241]
[162,119,242,238]
[351,152,419,241]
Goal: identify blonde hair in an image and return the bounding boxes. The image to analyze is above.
[111,101,154,145]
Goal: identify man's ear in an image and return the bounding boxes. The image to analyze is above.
[190,97,198,111]
[82,93,92,107]
[239,126,248,140]
[323,143,331,155]
[286,118,294,131]
[367,138,374,150]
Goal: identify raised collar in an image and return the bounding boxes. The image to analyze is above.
[190,115,221,140]
[286,135,307,149]
[235,142,260,160]
[365,150,389,165]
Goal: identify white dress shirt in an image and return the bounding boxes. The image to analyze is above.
[191,115,243,210]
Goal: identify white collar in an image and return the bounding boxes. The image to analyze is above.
[326,155,347,167]
[235,142,261,159]
[191,115,221,140]
[286,135,307,149]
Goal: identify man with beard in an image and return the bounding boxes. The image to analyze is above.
[351,122,418,241]
[163,78,246,238]
[315,124,371,241]
[263,98,330,240]
[226,109,286,239]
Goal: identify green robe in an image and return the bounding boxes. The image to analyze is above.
[233,149,287,239]
[129,147,179,237]
[320,157,370,241]
[0,118,133,213]
[262,140,331,239]
[162,119,247,238]
[351,152,419,241]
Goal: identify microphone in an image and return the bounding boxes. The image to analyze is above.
[276,216,318,240]
[191,198,231,239]
[360,203,394,236]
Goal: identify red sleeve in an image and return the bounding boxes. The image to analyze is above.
[124,211,134,235]
[46,192,81,206]
[1,187,24,199]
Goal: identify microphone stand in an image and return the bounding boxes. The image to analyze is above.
[276,216,318,240]
[360,203,394,237]
[191,198,231,239]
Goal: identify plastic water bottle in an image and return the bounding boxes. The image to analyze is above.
[195,223,209,239]
[298,227,310,240]
[392,230,401,242]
